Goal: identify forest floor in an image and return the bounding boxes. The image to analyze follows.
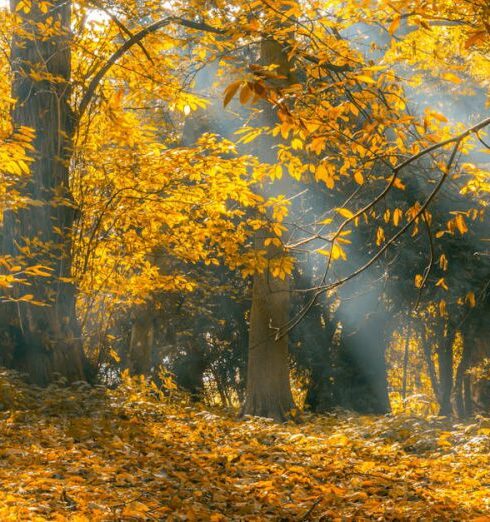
[0,370,488,521]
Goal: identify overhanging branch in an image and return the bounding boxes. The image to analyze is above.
[77,17,225,122]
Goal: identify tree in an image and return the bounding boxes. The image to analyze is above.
[241,36,296,421]
[1,0,89,384]
[0,2,272,385]
[0,0,488,402]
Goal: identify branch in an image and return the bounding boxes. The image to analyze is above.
[88,0,154,64]
[275,116,490,338]
[77,17,224,122]
[414,210,435,310]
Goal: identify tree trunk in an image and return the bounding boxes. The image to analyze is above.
[302,300,338,412]
[0,0,88,384]
[437,325,455,416]
[453,324,473,417]
[421,327,440,404]
[402,326,410,408]
[470,323,490,415]
[242,253,294,421]
[241,37,296,421]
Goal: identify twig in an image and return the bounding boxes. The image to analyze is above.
[300,496,322,521]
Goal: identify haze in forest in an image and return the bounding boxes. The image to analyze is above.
[0,0,488,519]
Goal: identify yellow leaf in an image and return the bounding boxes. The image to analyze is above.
[335,207,354,219]
[389,15,401,35]
[435,278,449,291]
[454,214,468,235]
[414,274,423,288]
[466,291,476,308]
[393,208,403,226]
[442,73,462,84]
[355,74,376,84]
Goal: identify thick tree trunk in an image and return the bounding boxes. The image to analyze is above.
[470,324,490,415]
[242,252,294,421]
[241,37,296,421]
[0,0,88,384]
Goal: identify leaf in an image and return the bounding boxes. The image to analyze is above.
[442,72,462,84]
[435,278,449,291]
[223,81,242,107]
[454,214,468,235]
[393,208,403,226]
[464,31,487,49]
[388,15,401,35]
[392,178,406,190]
[414,274,423,288]
[355,74,376,84]
[428,111,448,123]
[335,208,354,219]
[466,291,476,308]
[239,83,253,105]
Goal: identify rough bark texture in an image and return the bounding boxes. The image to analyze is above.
[241,37,296,422]
[437,326,455,416]
[242,253,295,421]
[0,0,88,384]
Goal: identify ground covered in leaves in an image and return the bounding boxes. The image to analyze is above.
[0,370,489,521]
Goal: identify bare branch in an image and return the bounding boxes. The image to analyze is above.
[275,116,490,338]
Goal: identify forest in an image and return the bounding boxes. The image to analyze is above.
[0,0,489,519]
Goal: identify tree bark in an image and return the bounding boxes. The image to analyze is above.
[242,251,294,421]
[302,299,338,412]
[0,0,88,384]
[453,323,473,417]
[421,327,440,403]
[241,37,296,421]
[402,326,411,408]
[437,325,455,416]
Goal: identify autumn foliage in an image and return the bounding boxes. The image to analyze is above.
[0,369,488,521]
[0,0,489,519]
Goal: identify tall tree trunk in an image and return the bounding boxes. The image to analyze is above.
[241,37,296,421]
[242,245,294,420]
[0,0,88,384]
[302,300,338,412]
[421,327,440,403]
[453,323,473,417]
[469,321,490,415]
[402,326,411,408]
[437,325,455,416]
